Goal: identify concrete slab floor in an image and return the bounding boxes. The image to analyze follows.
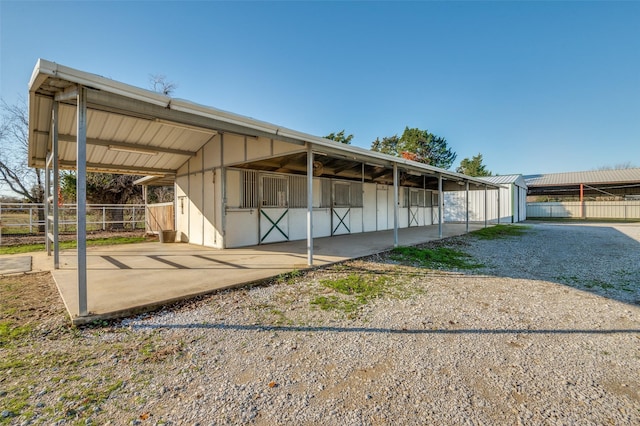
[0,256,32,275]
[49,223,486,325]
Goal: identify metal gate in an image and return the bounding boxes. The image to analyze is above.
[332,182,351,235]
[260,175,289,243]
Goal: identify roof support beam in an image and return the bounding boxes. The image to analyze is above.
[56,134,197,157]
[58,160,175,176]
[54,86,78,102]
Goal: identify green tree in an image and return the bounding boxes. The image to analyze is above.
[370,127,457,169]
[61,172,142,229]
[325,130,353,144]
[456,153,492,177]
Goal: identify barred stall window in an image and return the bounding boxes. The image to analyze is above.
[424,191,433,207]
[262,176,288,207]
[241,170,259,209]
[410,189,420,207]
[351,182,363,207]
[403,188,410,208]
[334,182,351,207]
[288,175,308,208]
[320,179,332,208]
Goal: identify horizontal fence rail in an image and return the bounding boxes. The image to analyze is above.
[527,201,640,219]
[0,203,149,245]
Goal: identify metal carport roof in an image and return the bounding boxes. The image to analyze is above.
[28,59,498,191]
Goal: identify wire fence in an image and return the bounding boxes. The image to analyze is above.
[0,203,146,245]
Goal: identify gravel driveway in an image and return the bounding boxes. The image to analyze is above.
[3,222,639,425]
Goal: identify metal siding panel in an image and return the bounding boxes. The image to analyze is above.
[188,172,204,245]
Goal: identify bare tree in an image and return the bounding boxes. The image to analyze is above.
[0,97,46,230]
[595,162,638,171]
[0,98,45,203]
[149,74,177,96]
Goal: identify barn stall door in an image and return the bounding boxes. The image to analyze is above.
[332,182,351,235]
[376,185,388,230]
[409,189,420,227]
[432,192,440,223]
[260,175,289,243]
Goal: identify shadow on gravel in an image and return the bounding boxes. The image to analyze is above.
[129,323,640,335]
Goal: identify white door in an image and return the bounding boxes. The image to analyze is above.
[377,185,388,230]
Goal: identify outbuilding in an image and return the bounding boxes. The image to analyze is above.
[444,174,527,223]
[27,59,500,317]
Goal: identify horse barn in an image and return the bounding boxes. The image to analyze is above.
[27,59,500,321]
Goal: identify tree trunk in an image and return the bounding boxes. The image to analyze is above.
[37,205,45,233]
[108,206,124,230]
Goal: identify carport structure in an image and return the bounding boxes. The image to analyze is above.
[27,59,500,321]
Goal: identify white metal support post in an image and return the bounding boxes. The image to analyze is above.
[306,144,314,265]
[44,149,50,256]
[465,181,469,233]
[483,184,488,228]
[497,186,501,225]
[77,86,88,317]
[393,163,399,247]
[438,174,443,239]
[220,133,226,248]
[52,102,60,268]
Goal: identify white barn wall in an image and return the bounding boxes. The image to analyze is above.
[363,183,377,232]
[202,170,216,247]
[444,185,526,223]
[188,171,204,245]
[175,174,188,242]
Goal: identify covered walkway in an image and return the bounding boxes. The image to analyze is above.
[50,224,484,324]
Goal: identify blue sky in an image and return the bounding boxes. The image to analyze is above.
[1,1,639,176]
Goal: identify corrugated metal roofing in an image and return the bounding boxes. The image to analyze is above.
[524,169,640,187]
[479,174,527,187]
[27,59,500,190]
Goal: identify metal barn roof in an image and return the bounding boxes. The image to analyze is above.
[524,168,640,198]
[27,59,499,191]
[479,174,527,188]
[524,169,640,187]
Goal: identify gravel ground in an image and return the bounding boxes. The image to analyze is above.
[2,222,639,425]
